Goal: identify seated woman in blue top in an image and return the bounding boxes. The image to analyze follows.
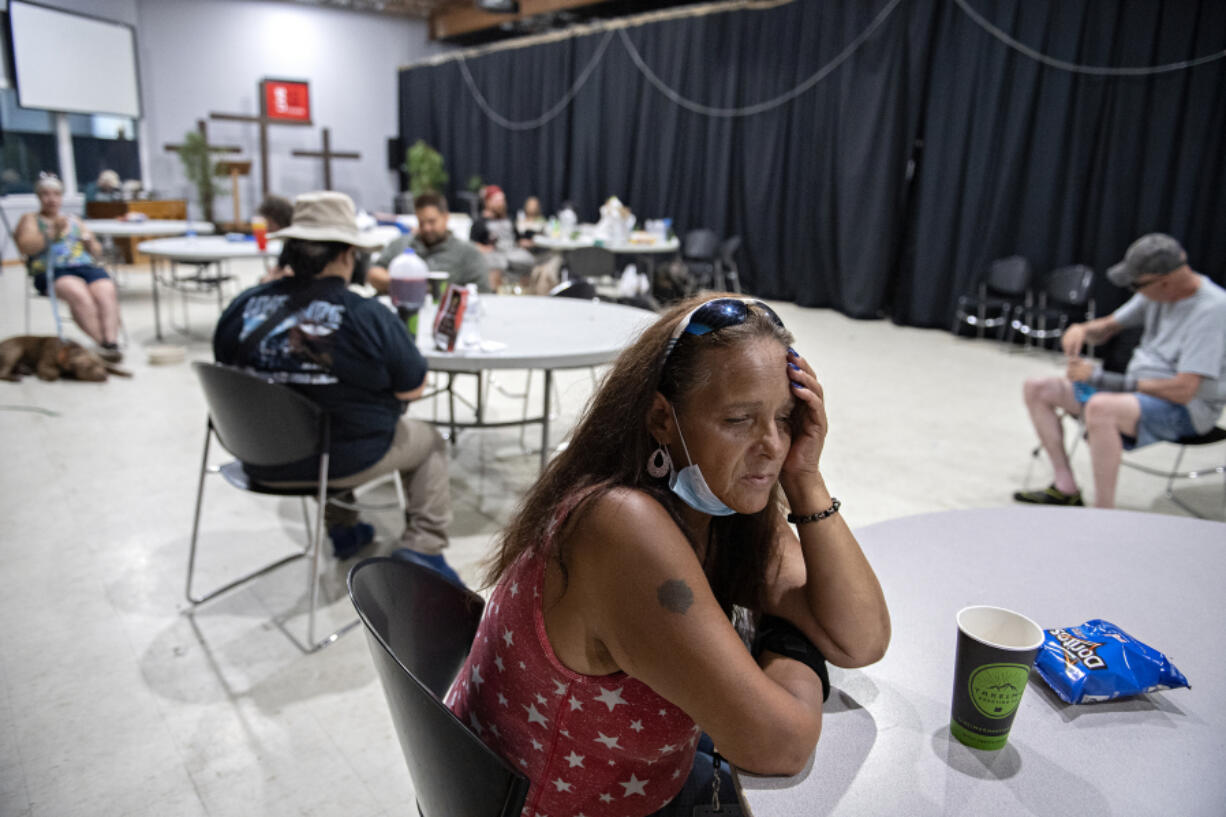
[14,173,123,361]
[213,192,460,582]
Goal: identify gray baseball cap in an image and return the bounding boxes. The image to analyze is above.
[1106,233,1187,288]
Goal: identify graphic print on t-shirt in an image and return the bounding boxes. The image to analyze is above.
[239,293,344,384]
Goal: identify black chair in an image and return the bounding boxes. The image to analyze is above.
[188,361,403,652]
[951,255,1032,340]
[1120,427,1226,519]
[348,557,529,817]
[681,228,721,290]
[717,235,743,293]
[1008,264,1095,349]
[562,245,616,283]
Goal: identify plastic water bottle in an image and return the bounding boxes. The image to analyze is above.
[459,283,482,349]
[389,248,429,336]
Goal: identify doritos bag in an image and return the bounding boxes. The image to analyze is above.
[1034,619,1190,704]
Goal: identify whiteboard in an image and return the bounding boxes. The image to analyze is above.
[7,0,141,118]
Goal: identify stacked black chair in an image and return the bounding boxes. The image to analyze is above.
[348,557,529,817]
[718,236,743,293]
[951,255,1032,340]
[681,228,721,290]
[1008,264,1095,349]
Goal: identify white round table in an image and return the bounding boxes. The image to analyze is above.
[533,233,680,254]
[412,295,654,468]
[82,219,216,237]
[735,506,1226,817]
[137,236,283,339]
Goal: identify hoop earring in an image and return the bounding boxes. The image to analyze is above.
[646,445,672,478]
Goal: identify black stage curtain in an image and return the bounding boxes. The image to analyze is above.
[900,0,1226,326]
[400,0,1226,325]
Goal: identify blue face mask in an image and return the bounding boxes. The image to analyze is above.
[667,405,736,517]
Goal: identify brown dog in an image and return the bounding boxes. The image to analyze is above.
[0,336,131,382]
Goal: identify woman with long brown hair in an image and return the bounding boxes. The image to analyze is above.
[447,294,890,816]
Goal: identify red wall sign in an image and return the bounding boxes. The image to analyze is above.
[262,79,311,122]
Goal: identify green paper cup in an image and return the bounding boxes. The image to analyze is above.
[950,605,1044,750]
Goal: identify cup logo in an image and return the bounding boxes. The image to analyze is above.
[968,663,1030,719]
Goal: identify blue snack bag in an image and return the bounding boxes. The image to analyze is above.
[1034,619,1190,704]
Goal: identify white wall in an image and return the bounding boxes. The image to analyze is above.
[137,0,448,221]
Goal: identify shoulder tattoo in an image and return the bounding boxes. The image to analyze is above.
[657,579,694,615]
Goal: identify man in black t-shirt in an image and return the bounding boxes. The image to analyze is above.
[214,192,460,585]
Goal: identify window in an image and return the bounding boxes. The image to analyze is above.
[0,87,58,195]
[69,110,141,197]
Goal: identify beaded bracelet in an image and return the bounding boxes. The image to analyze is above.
[786,497,841,525]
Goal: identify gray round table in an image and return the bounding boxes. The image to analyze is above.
[82,218,216,238]
[735,506,1226,817]
[411,295,654,468]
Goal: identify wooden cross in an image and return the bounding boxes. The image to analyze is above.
[291,128,361,191]
[210,103,312,197]
[163,118,241,160]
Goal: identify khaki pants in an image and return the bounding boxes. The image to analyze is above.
[268,418,451,555]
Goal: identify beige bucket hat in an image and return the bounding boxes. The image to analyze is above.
[269,191,383,248]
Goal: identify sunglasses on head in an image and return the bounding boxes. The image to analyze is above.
[660,297,785,371]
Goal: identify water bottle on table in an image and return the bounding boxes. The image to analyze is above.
[388,248,429,338]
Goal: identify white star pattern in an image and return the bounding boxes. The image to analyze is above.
[531,738,545,752]
[594,687,627,712]
[672,768,681,779]
[560,729,571,738]
[568,696,583,711]
[468,712,483,736]
[510,581,520,596]
[590,726,617,745]
[519,757,527,767]
[658,709,667,716]
[629,719,643,733]
[495,655,505,672]
[497,692,509,707]
[490,723,501,738]
[519,660,527,670]
[535,692,548,705]
[524,703,549,727]
[554,679,568,696]
[564,751,585,768]
[607,759,615,766]
[471,664,484,689]
[599,794,613,804]
[594,732,622,750]
[552,778,573,793]
[658,744,676,754]
[503,627,514,647]
[619,774,648,797]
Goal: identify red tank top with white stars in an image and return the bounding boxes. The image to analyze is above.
[446,500,700,817]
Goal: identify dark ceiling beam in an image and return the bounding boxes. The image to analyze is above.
[429,0,607,40]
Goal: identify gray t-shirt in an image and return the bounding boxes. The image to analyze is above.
[1112,274,1226,434]
[376,231,490,293]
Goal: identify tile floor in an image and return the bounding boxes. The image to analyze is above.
[1,259,1221,816]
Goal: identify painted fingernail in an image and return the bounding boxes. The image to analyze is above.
[787,347,797,357]
[788,362,800,371]
[791,381,803,388]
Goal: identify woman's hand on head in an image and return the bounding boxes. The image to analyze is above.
[780,348,828,493]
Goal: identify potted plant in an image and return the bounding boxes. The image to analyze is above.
[403,139,448,199]
[176,129,227,224]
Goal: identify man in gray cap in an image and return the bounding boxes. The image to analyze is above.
[1016,233,1226,508]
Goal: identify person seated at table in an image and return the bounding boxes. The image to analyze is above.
[477,184,536,274]
[1016,233,1226,508]
[213,191,462,585]
[14,173,123,362]
[84,169,123,202]
[368,192,489,295]
[257,194,296,283]
[446,295,891,816]
[517,194,545,237]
